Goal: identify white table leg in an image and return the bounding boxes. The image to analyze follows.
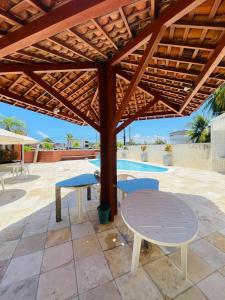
[181,244,187,280]
[77,188,83,221]
[131,233,142,274]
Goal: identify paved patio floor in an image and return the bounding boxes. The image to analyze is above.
[0,160,225,300]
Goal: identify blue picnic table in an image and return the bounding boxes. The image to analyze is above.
[117,178,159,196]
[55,174,98,222]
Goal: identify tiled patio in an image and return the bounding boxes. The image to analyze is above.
[0,160,225,300]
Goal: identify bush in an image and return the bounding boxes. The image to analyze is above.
[24,145,33,152]
[42,142,53,150]
[164,144,172,152]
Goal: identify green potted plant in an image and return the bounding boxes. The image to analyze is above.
[140,144,148,162]
[163,144,172,166]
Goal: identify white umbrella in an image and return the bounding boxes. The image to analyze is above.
[0,128,39,163]
[0,128,38,145]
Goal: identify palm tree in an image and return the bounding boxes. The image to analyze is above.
[205,84,225,116]
[65,133,74,149]
[187,115,210,143]
[0,115,26,134]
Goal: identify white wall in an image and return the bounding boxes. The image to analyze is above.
[211,113,225,172]
[117,143,211,170]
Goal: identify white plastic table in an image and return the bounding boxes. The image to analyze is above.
[121,189,198,279]
[55,174,98,222]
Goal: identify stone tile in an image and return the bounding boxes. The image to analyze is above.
[2,251,43,285]
[116,267,163,300]
[0,276,39,300]
[144,256,192,299]
[131,242,164,265]
[91,219,115,233]
[28,210,50,224]
[79,281,122,300]
[45,227,71,248]
[41,241,73,272]
[169,248,214,283]
[14,233,46,257]
[0,260,9,282]
[22,220,48,238]
[87,209,98,221]
[73,234,101,261]
[0,223,25,242]
[48,215,70,231]
[190,239,225,269]
[97,228,126,250]
[118,225,134,242]
[0,240,18,260]
[218,265,225,276]
[205,231,225,252]
[175,286,207,300]
[114,215,125,227]
[37,261,77,299]
[76,252,112,294]
[198,272,225,300]
[70,213,88,225]
[71,221,95,240]
[105,244,132,278]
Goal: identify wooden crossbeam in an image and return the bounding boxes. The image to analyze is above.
[110,0,206,65]
[119,7,132,38]
[0,88,82,124]
[0,62,98,74]
[115,97,159,133]
[23,70,100,131]
[0,0,132,58]
[113,0,205,125]
[68,29,107,59]
[0,7,25,26]
[117,70,182,116]
[17,49,54,63]
[180,32,225,113]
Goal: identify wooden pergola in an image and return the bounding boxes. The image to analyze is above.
[0,0,225,219]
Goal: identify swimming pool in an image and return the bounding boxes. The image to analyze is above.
[89,159,168,173]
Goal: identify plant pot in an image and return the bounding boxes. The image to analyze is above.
[97,204,111,224]
[141,151,148,162]
[163,153,172,166]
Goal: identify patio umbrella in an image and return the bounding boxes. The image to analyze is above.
[0,128,39,163]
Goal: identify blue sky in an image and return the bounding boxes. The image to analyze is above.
[0,101,209,144]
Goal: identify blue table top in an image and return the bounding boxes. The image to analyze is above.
[117,178,159,193]
[56,173,98,188]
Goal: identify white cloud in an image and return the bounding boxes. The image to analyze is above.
[36,131,49,139]
[132,134,169,144]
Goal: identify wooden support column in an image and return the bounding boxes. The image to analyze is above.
[98,63,117,220]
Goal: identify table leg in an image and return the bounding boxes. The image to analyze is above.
[77,188,83,221]
[181,244,187,280]
[131,233,142,274]
[87,186,91,201]
[55,186,62,222]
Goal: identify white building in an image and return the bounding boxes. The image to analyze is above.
[169,130,191,144]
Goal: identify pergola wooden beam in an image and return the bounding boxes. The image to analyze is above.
[0,62,98,74]
[23,70,100,131]
[116,70,182,118]
[180,32,225,113]
[113,0,205,125]
[110,0,206,65]
[0,7,25,26]
[0,88,82,124]
[0,0,132,58]
[115,97,159,134]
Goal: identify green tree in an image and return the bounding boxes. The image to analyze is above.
[0,114,26,134]
[154,137,166,144]
[42,137,54,143]
[187,115,210,143]
[205,84,225,116]
[42,142,53,150]
[72,140,80,148]
[65,133,74,149]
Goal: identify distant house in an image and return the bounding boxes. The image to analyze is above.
[169,130,191,144]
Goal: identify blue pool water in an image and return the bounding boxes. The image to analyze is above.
[89,159,168,173]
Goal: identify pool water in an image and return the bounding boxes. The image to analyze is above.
[89,159,168,173]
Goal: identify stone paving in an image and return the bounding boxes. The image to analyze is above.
[0,160,225,300]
